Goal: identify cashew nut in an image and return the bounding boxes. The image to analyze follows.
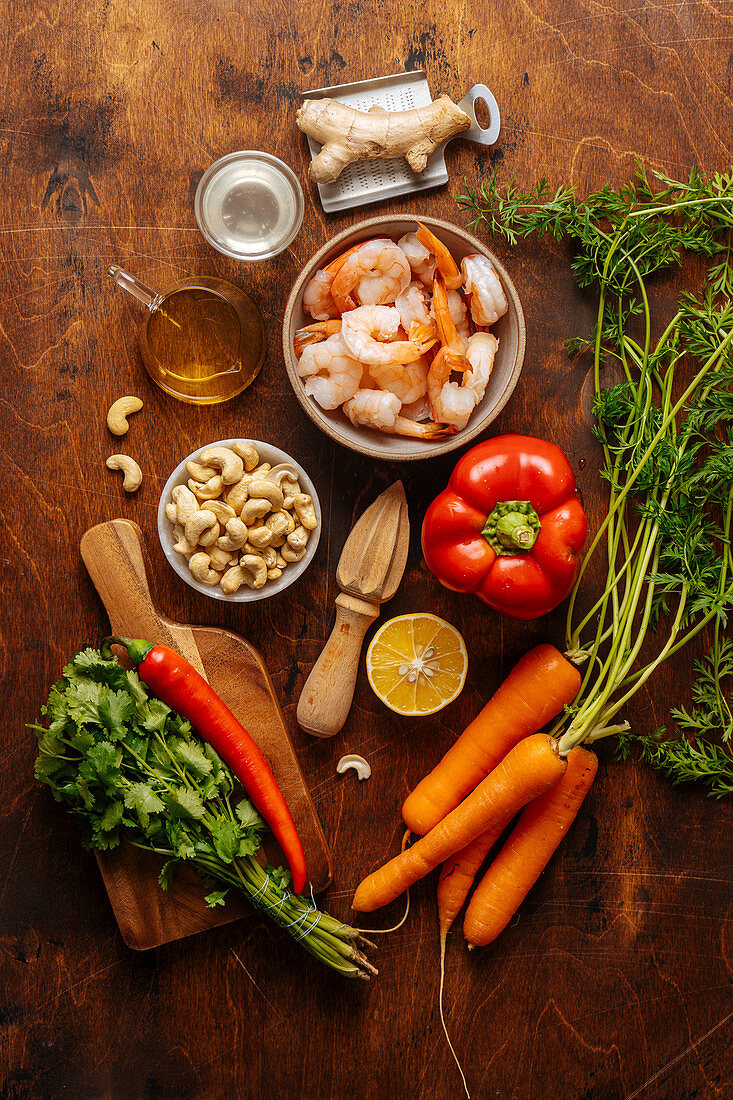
[260,546,278,569]
[220,565,252,594]
[265,510,296,544]
[172,524,196,558]
[281,543,306,563]
[172,484,198,523]
[165,502,178,523]
[266,463,302,487]
[189,475,224,500]
[275,551,288,569]
[231,441,260,471]
[226,475,255,514]
[247,523,274,549]
[188,552,221,586]
[247,479,284,510]
[199,446,244,486]
[185,460,217,483]
[240,553,268,589]
[106,454,142,492]
[240,497,272,525]
[280,475,301,504]
[287,525,310,553]
[267,567,283,580]
[107,396,143,436]
[293,493,318,531]
[217,517,248,552]
[252,462,272,476]
[208,547,234,571]
[205,499,236,525]
[336,754,371,781]
[184,509,218,547]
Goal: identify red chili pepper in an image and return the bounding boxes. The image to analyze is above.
[421,435,587,620]
[104,637,307,894]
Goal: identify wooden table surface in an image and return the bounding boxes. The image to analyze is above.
[2,2,733,1097]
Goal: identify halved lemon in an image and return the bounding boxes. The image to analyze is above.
[366,613,468,716]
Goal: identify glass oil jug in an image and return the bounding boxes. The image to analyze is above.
[108,266,266,404]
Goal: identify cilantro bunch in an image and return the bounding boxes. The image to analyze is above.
[32,648,375,978]
[458,163,733,795]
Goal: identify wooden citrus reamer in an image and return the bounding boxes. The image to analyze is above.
[297,481,409,737]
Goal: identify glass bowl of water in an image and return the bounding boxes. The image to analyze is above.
[195,151,304,262]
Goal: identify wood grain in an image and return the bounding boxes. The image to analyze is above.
[78,519,331,949]
[2,1,733,1097]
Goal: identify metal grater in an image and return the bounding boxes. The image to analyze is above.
[300,70,500,214]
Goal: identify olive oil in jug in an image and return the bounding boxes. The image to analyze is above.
[108,266,266,404]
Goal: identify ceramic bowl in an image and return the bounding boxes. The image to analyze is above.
[282,214,526,461]
[157,439,321,602]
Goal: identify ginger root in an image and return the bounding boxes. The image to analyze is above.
[297,95,471,184]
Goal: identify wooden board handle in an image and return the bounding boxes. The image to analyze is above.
[79,519,205,674]
[297,592,378,738]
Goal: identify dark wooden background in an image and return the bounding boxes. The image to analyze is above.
[2,1,733,1097]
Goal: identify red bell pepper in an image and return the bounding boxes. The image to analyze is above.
[421,435,587,620]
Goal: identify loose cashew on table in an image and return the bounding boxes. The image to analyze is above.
[166,443,318,593]
[106,454,143,492]
[106,396,143,436]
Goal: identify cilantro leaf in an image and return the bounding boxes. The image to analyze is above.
[162,786,205,821]
[169,737,212,779]
[137,698,171,734]
[235,798,265,831]
[209,818,239,863]
[158,860,176,890]
[65,680,105,727]
[237,832,259,858]
[100,800,124,831]
[98,690,134,740]
[80,742,121,790]
[166,820,195,859]
[124,782,165,828]
[204,889,228,908]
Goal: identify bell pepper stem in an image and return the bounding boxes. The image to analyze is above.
[101,636,155,667]
[482,500,541,555]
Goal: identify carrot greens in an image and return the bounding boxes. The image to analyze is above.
[457,164,733,795]
[32,647,375,978]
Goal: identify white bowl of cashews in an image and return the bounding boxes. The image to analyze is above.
[157,439,321,602]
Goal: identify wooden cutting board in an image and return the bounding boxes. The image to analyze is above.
[79,519,332,951]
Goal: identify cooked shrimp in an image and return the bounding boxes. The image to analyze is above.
[400,394,431,422]
[297,333,363,410]
[302,241,374,320]
[341,305,435,366]
[427,346,475,430]
[398,232,436,287]
[369,353,429,405]
[464,332,499,405]
[331,239,411,313]
[432,273,467,355]
[395,282,434,335]
[343,389,454,439]
[416,222,462,290]
[461,255,508,326]
[293,319,342,357]
[447,288,470,341]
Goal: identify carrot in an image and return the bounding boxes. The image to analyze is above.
[463,746,598,948]
[352,733,566,913]
[435,816,513,1100]
[437,817,511,946]
[402,644,580,835]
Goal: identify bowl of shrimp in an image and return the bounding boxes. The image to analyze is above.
[282,214,526,461]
